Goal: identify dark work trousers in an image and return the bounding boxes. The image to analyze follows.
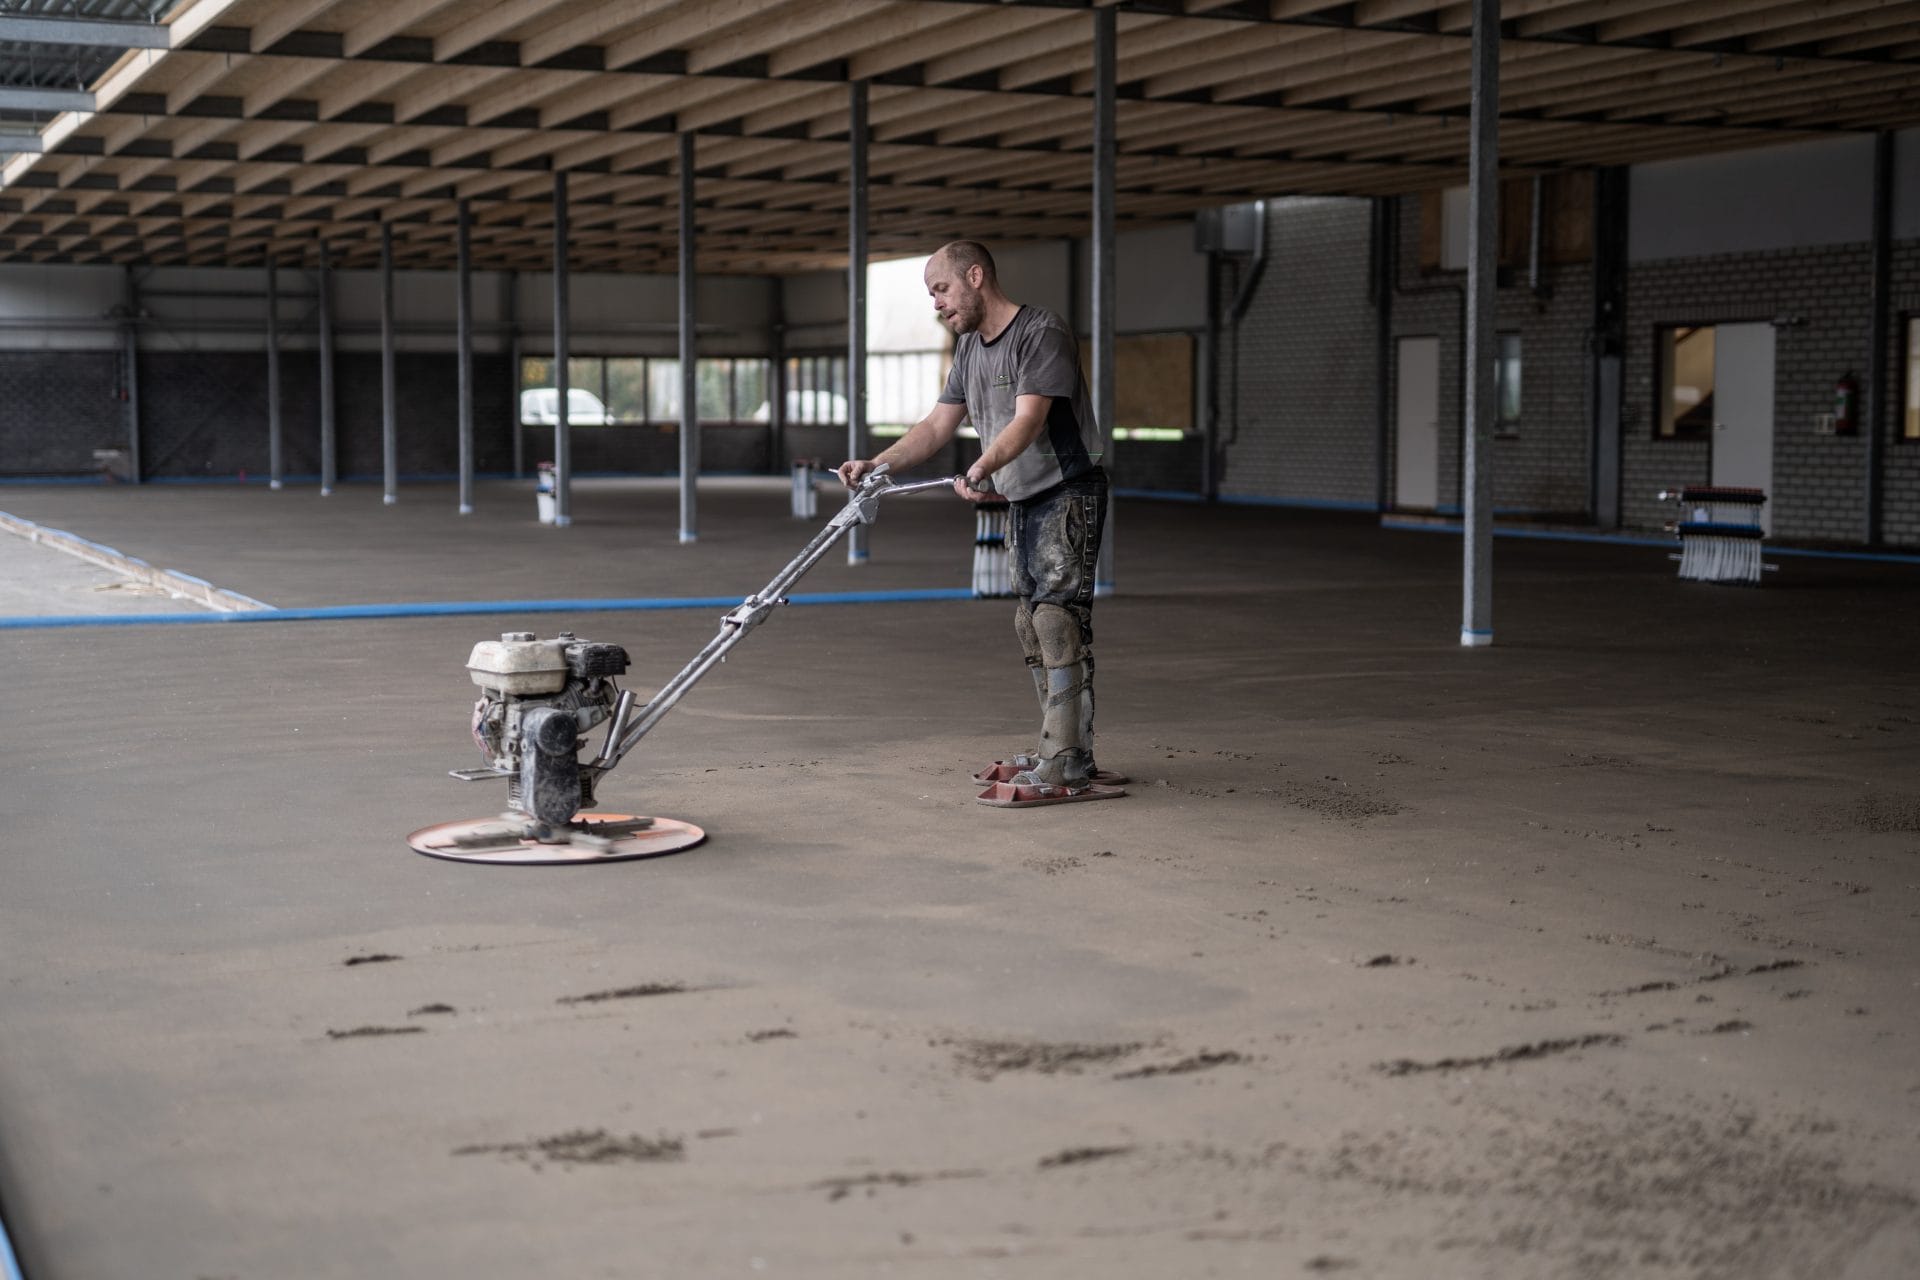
[1008,467,1109,646]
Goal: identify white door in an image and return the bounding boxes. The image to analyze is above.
[1712,322,1776,533]
[1395,336,1440,509]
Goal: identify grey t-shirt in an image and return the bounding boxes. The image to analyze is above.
[938,306,1104,502]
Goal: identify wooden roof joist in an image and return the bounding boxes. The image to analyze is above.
[0,0,1912,271]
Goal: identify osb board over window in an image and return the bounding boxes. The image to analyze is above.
[1079,334,1195,434]
[1418,174,1594,273]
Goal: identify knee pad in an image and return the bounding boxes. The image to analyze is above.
[1030,602,1085,668]
[1013,601,1043,668]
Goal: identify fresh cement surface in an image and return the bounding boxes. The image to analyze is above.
[1,478,1917,1279]
[0,527,214,618]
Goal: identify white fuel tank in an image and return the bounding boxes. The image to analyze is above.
[467,632,569,695]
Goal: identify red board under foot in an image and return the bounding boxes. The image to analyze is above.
[974,781,1127,808]
[972,759,1131,787]
[406,812,706,865]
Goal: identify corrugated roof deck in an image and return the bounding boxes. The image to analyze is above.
[0,0,1915,273]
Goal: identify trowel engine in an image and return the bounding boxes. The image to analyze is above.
[446,466,965,839]
[466,631,631,826]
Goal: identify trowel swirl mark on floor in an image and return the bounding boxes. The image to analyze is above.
[811,1169,985,1202]
[1038,1145,1135,1169]
[1113,1050,1247,1080]
[454,1129,685,1169]
[325,1025,426,1040]
[556,981,702,1005]
[1596,958,1804,999]
[942,1036,1144,1080]
[1374,1033,1626,1076]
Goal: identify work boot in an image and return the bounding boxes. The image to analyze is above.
[1010,658,1095,789]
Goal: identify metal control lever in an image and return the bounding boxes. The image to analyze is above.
[592,468,963,775]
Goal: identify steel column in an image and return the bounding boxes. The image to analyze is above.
[552,171,573,528]
[770,281,787,472]
[847,81,869,564]
[1092,6,1117,594]
[1372,197,1396,513]
[266,259,283,489]
[457,197,475,515]
[122,267,141,485]
[1590,167,1629,530]
[318,243,336,496]
[1460,0,1498,648]
[380,223,398,505]
[679,131,699,544]
[507,270,523,479]
[1865,131,1892,547]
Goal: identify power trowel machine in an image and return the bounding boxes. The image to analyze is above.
[405,466,1118,866]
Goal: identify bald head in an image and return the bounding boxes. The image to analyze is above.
[933,240,997,286]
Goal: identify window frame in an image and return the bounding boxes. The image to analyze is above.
[1493,331,1522,439]
[520,356,774,427]
[1652,322,1718,442]
[1902,312,1920,443]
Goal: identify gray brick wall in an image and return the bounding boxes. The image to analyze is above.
[1216,196,1379,505]
[1208,196,1598,516]
[1388,197,1595,519]
[1621,242,1920,546]
[137,351,516,480]
[0,350,127,476]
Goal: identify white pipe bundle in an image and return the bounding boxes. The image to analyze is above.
[1661,486,1767,586]
[973,503,1011,598]
[790,461,818,519]
[1676,526,1764,585]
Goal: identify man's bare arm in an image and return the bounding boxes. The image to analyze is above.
[955,394,1050,498]
[837,401,966,487]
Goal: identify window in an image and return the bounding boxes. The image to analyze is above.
[1494,333,1521,438]
[868,350,945,436]
[1656,325,1715,440]
[605,358,647,422]
[647,360,680,422]
[782,355,849,425]
[519,357,772,425]
[1905,316,1920,442]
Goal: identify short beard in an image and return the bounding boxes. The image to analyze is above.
[947,297,981,334]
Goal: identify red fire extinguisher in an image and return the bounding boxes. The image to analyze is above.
[1834,372,1858,434]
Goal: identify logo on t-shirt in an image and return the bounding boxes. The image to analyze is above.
[992,372,1012,388]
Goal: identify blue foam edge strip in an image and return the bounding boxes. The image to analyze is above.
[0,588,977,631]
[1219,493,1380,512]
[1382,519,1920,565]
[1384,520,1690,551]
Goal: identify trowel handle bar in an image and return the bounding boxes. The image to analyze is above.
[599,474,962,770]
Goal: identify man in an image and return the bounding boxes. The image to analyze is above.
[839,241,1122,804]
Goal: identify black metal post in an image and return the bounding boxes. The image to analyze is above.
[457,197,475,515]
[1461,0,1498,647]
[1866,131,1892,547]
[1092,5,1116,593]
[679,131,698,544]
[266,258,282,489]
[318,242,336,496]
[381,223,397,505]
[847,80,869,563]
[552,171,572,527]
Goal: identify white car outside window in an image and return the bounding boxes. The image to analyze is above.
[520,387,612,425]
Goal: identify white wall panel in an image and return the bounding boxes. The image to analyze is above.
[1630,135,1875,262]
[0,264,125,349]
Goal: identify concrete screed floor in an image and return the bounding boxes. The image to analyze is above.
[1,477,1916,1280]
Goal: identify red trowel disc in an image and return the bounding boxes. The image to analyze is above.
[406,812,706,866]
